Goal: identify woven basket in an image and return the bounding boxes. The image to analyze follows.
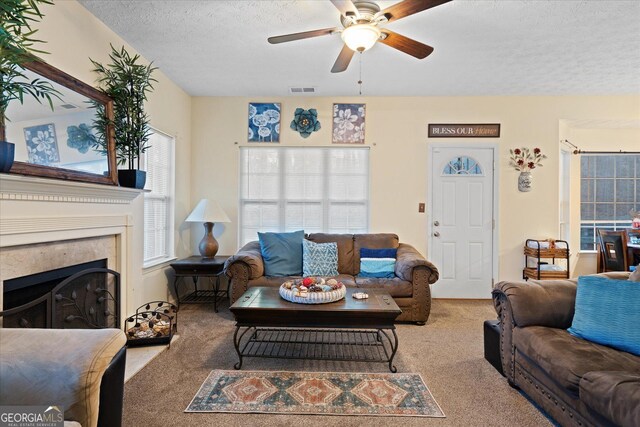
[279,284,346,304]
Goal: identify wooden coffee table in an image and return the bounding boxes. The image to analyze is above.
[229,286,402,372]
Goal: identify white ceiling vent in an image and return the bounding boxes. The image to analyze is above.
[289,87,316,94]
[59,103,78,109]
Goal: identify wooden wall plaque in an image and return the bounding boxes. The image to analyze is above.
[428,124,501,138]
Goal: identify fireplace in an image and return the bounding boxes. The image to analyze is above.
[1,259,120,329]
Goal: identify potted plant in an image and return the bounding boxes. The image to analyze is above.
[90,45,157,188]
[0,0,59,172]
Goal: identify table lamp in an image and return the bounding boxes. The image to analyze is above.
[185,199,230,257]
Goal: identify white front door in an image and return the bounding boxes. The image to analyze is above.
[429,146,496,298]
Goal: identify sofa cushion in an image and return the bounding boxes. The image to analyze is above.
[258,230,304,276]
[359,258,396,278]
[249,274,357,288]
[355,277,413,298]
[353,234,399,274]
[580,371,640,427]
[568,276,640,356]
[302,239,339,277]
[513,326,640,396]
[360,247,397,258]
[306,233,355,275]
[0,328,126,427]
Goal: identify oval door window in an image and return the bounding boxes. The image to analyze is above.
[442,156,483,175]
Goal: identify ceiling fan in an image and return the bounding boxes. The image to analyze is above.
[268,0,452,73]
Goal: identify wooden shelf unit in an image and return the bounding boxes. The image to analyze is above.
[523,239,570,280]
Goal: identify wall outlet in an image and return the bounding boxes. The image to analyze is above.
[418,203,425,213]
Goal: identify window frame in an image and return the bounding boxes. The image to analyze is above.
[238,146,370,247]
[579,154,638,252]
[142,127,176,269]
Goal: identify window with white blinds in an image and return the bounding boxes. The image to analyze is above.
[143,130,175,267]
[239,147,369,246]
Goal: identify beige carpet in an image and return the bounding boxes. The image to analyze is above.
[123,299,552,426]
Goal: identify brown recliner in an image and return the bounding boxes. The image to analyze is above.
[224,233,439,324]
[492,273,640,427]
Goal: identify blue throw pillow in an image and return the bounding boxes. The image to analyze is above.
[258,230,304,276]
[360,248,397,258]
[302,239,339,277]
[359,258,396,278]
[568,276,640,356]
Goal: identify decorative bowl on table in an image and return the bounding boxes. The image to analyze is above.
[279,277,346,304]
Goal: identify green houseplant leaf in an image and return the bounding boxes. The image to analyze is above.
[0,0,60,141]
[90,44,157,169]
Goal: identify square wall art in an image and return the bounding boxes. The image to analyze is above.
[24,123,60,165]
[248,103,281,143]
[332,103,365,144]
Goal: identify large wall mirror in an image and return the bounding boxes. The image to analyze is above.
[5,61,117,185]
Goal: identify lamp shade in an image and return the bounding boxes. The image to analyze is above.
[341,24,381,52]
[185,199,230,223]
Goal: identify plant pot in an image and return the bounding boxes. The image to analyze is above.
[0,141,15,173]
[118,169,146,189]
[518,171,532,192]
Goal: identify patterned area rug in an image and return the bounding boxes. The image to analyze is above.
[186,370,445,417]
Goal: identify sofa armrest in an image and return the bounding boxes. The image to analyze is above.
[224,241,265,304]
[224,241,264,279]
[492,279,577,384]
[0,328,126,427]
[395,243,439,284]
[492,279,577,329]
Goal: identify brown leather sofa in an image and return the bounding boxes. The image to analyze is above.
[0,328,127,427]
[224,233,439,324]
[492,273,640,427]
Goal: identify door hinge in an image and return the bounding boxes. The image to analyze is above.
[491,278,495,286]
[492,219,496,230]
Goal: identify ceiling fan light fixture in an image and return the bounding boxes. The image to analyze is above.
[341,24,381,52]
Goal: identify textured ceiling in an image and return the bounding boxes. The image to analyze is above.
[78,0,640,97]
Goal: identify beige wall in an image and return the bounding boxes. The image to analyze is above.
[191,96,639,282]
[27,1,192,308]
[18,2,638,293]
[565,127,640,276]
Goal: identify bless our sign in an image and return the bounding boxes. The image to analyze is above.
[428,124,500,138]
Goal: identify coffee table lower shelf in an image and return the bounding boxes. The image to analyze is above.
[233,327,399,372]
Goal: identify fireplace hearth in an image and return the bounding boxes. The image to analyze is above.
[1,259,120,329]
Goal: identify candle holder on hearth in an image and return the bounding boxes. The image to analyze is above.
[124,301,178,347]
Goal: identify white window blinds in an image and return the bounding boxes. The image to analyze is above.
[143,130,175,266]
[239,147,369,246]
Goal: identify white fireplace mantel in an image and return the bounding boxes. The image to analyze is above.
[0,173,144,321]
[0,173,142,204]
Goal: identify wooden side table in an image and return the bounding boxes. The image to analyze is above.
[170,256,229,312]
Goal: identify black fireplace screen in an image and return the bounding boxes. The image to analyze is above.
[1,268,120,329]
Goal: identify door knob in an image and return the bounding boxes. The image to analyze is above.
[433,231,440,237]
[434,221,440,226]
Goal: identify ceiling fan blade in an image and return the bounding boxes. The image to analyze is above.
[379,30,434,59]
[268,27,337,44]
[331,44,355,73]
[330,0,360,19]
[376,0,452,23]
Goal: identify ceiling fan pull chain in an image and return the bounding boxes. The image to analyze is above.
[358,52,363,95]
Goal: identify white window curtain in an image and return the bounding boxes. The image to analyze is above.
[239,147,369,246]
[143,129,175,266]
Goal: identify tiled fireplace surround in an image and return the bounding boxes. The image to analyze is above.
[0,174,143,322]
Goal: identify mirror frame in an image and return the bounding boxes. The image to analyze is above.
[8,60,118,185]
